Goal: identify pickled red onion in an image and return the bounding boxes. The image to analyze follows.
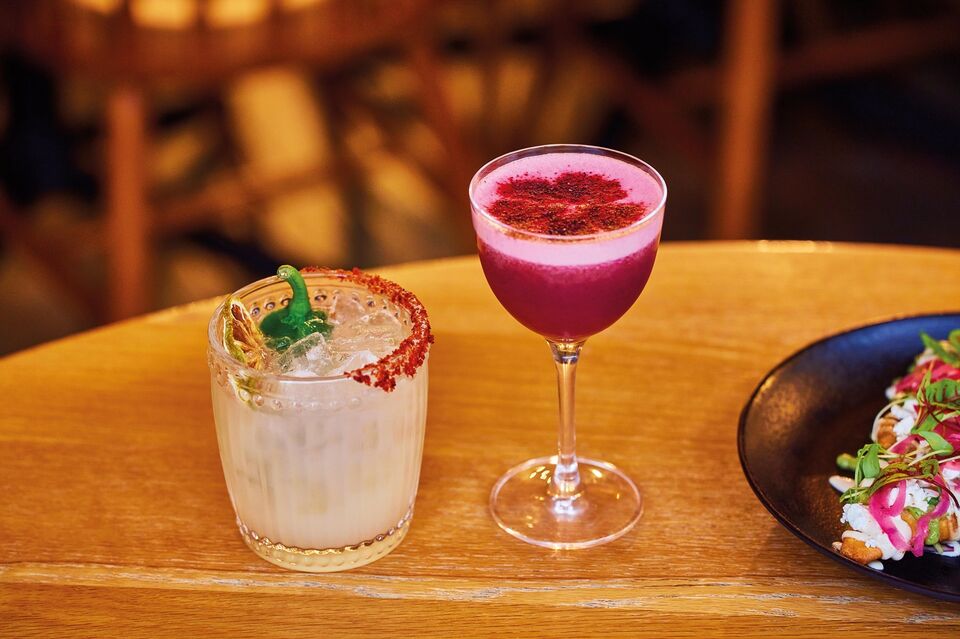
[895,361,960,394]
[869,481,911,552]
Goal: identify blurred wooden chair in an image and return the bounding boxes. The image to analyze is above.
[4,0,959,325]
[704,0,960,239]
[2,0,432,320]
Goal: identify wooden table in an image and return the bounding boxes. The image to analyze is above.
[3,242,960,636]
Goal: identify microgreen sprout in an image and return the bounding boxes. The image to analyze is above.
[922,332,960,367]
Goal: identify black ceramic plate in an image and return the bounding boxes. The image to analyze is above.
[739,313,960,601]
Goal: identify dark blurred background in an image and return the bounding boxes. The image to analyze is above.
[0,0,958,354]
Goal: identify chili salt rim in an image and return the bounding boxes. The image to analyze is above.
[208,267,433,392]
[300,266,434,392]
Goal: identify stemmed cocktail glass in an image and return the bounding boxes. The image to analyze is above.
[469,144,666,549]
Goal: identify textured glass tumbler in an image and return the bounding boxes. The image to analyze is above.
[207,272,429,572]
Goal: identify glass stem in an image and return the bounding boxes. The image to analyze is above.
[548,339,585,500]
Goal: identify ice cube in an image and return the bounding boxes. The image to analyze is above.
[321,297,408,369]
[272,332,333,376]
[330,308,406,347]
[329,329,402,359]
[329,293,369,325]
[360,309,406,341]
[326,350,380,376]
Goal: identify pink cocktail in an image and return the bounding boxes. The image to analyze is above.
[470,145,666,549]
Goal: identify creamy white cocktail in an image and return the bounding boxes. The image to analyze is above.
[208,268,432,572]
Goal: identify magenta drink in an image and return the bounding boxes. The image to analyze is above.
[470,145,666,551]
[471,149,664,341]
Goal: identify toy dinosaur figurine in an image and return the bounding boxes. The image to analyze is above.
[259,265,333,352]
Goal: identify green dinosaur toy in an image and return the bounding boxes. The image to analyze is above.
[259,265,333,352]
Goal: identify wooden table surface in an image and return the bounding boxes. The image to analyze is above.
[3,241,960,637]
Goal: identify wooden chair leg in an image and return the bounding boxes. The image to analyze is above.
[105,83,151,320]
[710,0,779,240]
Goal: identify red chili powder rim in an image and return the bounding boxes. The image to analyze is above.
[300,266,434,392]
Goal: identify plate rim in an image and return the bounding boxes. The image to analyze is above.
[737,311,960,601]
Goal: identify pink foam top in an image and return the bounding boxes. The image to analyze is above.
[471,151,665,266]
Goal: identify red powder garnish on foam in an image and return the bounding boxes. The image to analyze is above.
[490,171,648,235]
[300,267,434,392]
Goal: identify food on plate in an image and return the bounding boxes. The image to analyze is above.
[830,330,960,570]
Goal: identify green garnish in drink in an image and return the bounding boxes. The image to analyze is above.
[260,265,333,352]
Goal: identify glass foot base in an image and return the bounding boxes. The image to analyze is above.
[237,506,412,572]
[490,456,642,549]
